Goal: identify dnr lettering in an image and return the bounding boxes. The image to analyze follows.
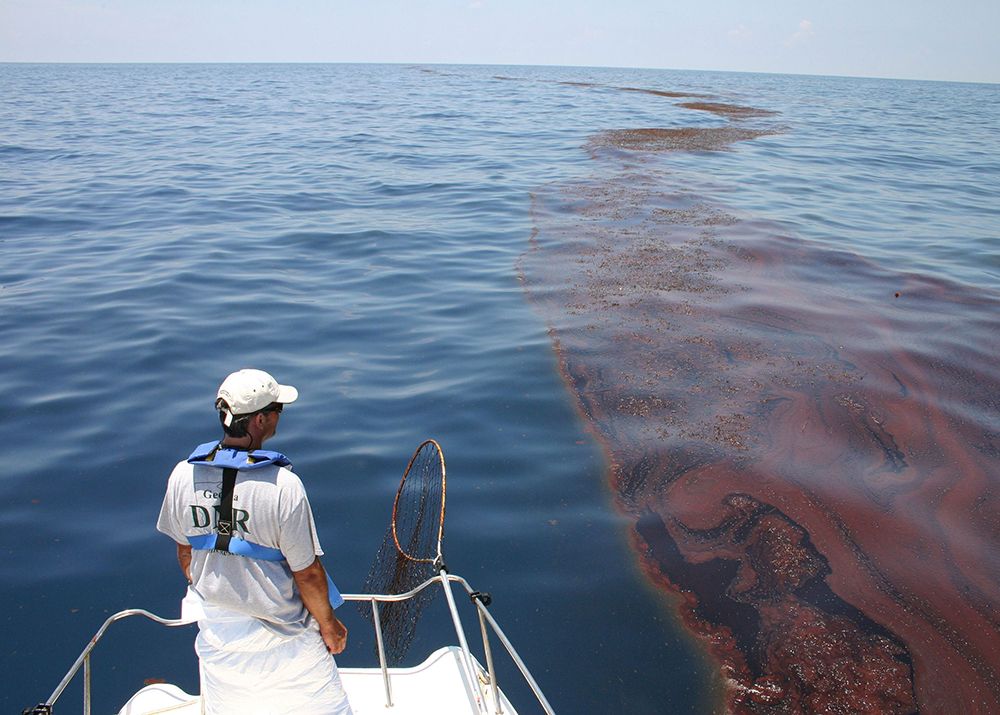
[190,505,251,533]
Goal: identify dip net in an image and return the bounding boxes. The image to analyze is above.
[361,439,447,665]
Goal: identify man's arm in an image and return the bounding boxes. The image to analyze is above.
[176,543,192,583]
[293,557,348,654]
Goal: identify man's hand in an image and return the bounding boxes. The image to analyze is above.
[321,617,348,654]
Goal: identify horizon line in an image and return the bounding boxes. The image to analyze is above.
[1,60,996,86]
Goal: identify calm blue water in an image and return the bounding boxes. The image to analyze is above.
[1,64,997,713]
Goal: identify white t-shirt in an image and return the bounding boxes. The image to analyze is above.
[157,458,324,636]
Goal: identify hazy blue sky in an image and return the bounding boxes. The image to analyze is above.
[2,0,998,83]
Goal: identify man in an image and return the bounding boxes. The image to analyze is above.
[157,368,353,714]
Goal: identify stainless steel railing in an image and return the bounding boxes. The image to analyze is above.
[342,569,556,715]
[24,608,193,715]
[25,572,554,715]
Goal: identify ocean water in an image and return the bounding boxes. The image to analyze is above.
[1,63,997,713]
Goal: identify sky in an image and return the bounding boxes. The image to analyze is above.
[1,0,998,84]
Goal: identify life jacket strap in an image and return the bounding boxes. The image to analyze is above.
[187,534,286,561]
[214,467,237,552]
[189,466,287,562]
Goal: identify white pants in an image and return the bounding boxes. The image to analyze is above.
[195,612,353,715]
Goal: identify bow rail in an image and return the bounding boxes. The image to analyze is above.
[23,572,555,715]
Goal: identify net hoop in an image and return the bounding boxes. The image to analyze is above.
[390,438,446,565]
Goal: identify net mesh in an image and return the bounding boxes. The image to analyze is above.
[361,439,446,665]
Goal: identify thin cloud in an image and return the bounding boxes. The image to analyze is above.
[728,24,751,40]
[787,19,815,46]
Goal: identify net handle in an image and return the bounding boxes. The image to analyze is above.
[390,438,446,565]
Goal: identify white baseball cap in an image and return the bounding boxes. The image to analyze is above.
[216,368,298,426]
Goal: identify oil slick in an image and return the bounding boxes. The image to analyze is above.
[521,83,1000,712]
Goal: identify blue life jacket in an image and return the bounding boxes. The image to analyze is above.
[185,441,344,609]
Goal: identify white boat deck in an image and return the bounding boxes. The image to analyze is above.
[340,646,514,714]
[118,646,515,715]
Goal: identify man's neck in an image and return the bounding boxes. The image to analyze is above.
[221,437,260,451]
